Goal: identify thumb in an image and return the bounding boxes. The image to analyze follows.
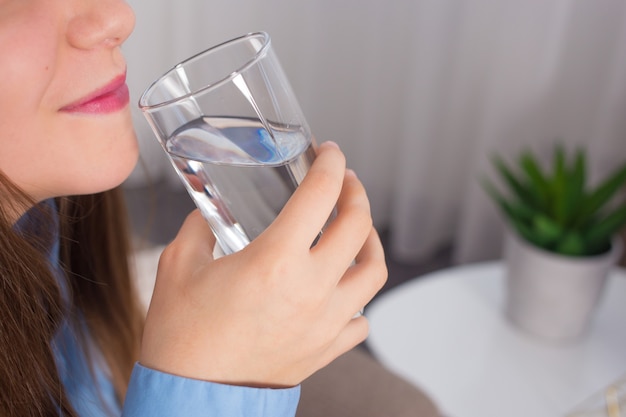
[164,209,217,267]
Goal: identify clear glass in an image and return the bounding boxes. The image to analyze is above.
[139,32,317,255]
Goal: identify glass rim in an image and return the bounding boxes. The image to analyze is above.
[138,31,271,111]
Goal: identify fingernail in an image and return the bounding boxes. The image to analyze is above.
[320,141,340,149]
[346,168,358,178]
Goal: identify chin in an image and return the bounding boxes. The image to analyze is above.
[98,141,140,192]
[72,133,140,196]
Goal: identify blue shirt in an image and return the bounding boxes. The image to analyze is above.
[15,200,300,416]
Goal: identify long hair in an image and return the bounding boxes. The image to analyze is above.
[0,175,143,416]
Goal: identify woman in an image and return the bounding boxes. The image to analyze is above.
[0,0,386,416]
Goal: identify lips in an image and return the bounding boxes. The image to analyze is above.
[61,74,130,114]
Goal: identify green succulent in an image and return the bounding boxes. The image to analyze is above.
[483,145,626,257]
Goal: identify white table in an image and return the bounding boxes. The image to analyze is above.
[366,262,626,417]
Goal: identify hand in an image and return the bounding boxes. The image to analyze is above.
[139,141,387,387]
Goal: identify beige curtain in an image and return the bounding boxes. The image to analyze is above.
[124,0,626,265]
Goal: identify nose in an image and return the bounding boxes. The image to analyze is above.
[66,0,135,50]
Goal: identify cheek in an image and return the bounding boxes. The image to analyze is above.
[0,14,57,114]
[0,15,68,197]
[0,112,56,197]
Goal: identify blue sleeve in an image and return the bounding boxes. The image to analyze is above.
[122,363,301,417]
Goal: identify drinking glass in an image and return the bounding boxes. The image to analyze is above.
[139,32,317,255]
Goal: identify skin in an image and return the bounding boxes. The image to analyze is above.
[0,0,138,205]
[142,142,387,387]
[1,0,387,389]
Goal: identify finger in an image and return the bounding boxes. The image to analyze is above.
[319,316,370,368]
[312,169,373,272]
[331,227,387,317]
[163,209,217,268]
[263,141,346,249]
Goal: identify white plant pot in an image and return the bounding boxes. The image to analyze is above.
[504,231,623,343]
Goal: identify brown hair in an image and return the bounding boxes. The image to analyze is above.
[0,176,143,416]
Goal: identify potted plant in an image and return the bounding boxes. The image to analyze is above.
[483,145,626,342]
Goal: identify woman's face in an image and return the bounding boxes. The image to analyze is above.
[0,0,138,202]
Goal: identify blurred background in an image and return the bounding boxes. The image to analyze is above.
[122,0,626,278]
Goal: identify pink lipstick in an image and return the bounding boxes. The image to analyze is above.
[61,74,130,114]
